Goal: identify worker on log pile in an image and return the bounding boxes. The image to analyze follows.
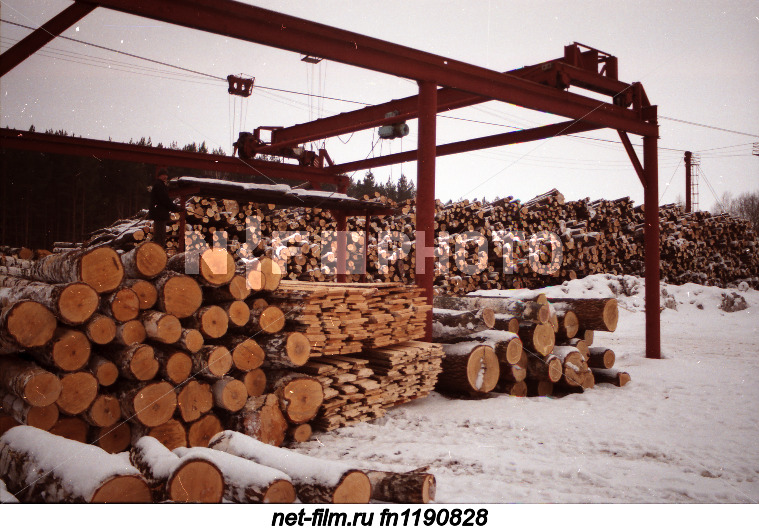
[148,168,180,247]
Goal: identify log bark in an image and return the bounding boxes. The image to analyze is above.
[259,332,311,369]
[130,436,224,503]
[365,469,436,503]
[209,430,371,503]
[0,357,61,407]
[587,347,615,369]
[221,394,288,447]
[212,377,248,412]
[525,353,563,383]
[154,272,203,319]
[492,314,519,333]
[0,276,98,325]
[437,342,499,394]
[28,328,91,372]
[140,310,182,344]
[494,380,527,397]
[24,246,125,294]
[191,345,232,380]
[167,249,235,287]
[517,322,555,356]
[0,390,58,430]
[113,320,146,346]
[431,308,495,341]
[464,330,523,365]
[0,426,151,503]
[176,328,204,354]
[546,298,618,332]
[215,335,265,372]
[433,296,549,324]
[56,371,99,416]
[267,371,324,424]
[201,274,252,303]
[591,368,630,387]
[177,446,296,503]
[101,344,159,382]
[87,355,119,387]
[0,300,57,352]
[121,242,167,280]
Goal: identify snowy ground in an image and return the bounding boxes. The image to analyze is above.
[293,276,759,503]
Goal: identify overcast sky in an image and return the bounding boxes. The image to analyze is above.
[1,0,757,210]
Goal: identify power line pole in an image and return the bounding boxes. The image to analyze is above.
[684,151,700,212]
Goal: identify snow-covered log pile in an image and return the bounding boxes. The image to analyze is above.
[432,291,630,397]
[139,187,759,292]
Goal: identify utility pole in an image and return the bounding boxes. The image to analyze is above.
[684,151,692,213]
[684,151,700,212]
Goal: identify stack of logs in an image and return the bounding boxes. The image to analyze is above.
[0,425,437,504]
[432,292,630,397]
[0,241,438,463]
[99,186,757,292]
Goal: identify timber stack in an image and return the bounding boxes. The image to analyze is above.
[431,291,630,398]
[117,185,759,291]
[0,240,442,503]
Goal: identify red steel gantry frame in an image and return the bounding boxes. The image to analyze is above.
[0,0,661,358]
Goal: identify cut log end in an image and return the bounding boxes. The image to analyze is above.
[22,371,62,408]
[80,247,125,294]
[467,345,499,393]
[260,306,286,333]
[58,283,99,325]
[89,475,152,503]
[168,459,225,503]
[187,413,223,447]
[85,315,117,345]
[200,248,236,286]
[333,471,372,504]
[5,300,57,348]
[93,422,132,454]
[286,333,311,367]
[56,371,98,416]
[131,381,177,427]
[158,274,203,319]
[263,479,297,504]
[132,242,168,279]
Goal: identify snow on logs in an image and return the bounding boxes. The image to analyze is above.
[432,293,626,397]
[209,430,371,504]
[0,426,151,503]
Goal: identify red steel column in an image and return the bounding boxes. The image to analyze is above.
[416,81,437,340]
[643,109,661,359]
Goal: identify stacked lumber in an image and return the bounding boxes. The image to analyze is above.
[268,281,431,356]
[432,293,629,397]
[295,341,444,432]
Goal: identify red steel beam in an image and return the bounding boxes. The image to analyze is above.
[416,81,437,340]
[0,3,96,77]
[331,120,604,174]
[0,128,348,187]
[642,107,661,360]
[617,131,646,188]
[83,0,656,137]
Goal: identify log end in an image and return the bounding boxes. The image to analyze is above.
[187,413,223,447]
[51,329,91,371]
[110,288,141,322]
[240,369,267,397]
[56,371,98,416]
[81,247,125,294]
[59,283,99,324]
[200,248,236,286]
[94,422,132,454]
[467,345,499,393]
[90,475,152,503]
[168,459,224,503]
[135,242,168,279]
[604,299,619,332]
[160,275,203,319]
[260,306,286,334]
[333,471,372,504]
[6,301,57,349]
[133,381,177,427]
[232,339,265,372]
[285,333,311,367]
[23,371,62,407]
[27,404,59,431]
[263,479,297,504]
[130,344,159,381]
[86,315,117,345]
